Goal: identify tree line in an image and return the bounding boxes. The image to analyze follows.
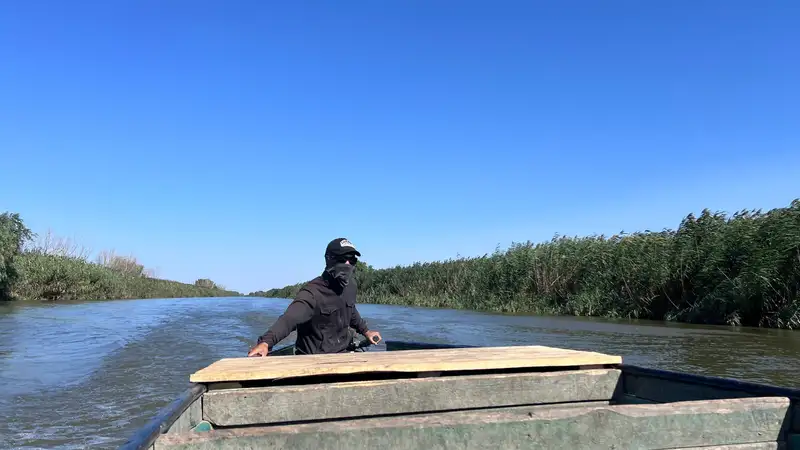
[0,212,239,302]
[254,200,800,329]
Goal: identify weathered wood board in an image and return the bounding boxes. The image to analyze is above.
[203,368,621,426]
[189,345,621,383]
[154,397,789,450]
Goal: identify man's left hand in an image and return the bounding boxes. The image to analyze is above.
[364,330,382,344]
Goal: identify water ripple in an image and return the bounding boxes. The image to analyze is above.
[1,297,799,449]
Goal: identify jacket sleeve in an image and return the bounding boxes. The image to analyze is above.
[350,305,369,335]
[257,289,315,348]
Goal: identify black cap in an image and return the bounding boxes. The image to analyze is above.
[325,238,361,258]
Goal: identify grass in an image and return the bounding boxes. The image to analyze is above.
[254,199,800,329]
[0,212,240,302]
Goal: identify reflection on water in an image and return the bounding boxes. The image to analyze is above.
[1,297,799,449]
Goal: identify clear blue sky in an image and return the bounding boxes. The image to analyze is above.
[2,1,798,294]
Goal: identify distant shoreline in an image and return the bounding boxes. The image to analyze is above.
[255,199,800,330]
[1,212,240,303]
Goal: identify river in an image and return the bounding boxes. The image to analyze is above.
[1,296,799,449]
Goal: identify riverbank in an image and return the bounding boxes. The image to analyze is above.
[255,199,800,329]
[0,212,239,302]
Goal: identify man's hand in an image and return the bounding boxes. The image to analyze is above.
[364,330,382,344]
[248,342,270,357]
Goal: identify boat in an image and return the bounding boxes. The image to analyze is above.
[120,336,800,449]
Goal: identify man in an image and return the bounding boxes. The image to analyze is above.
[248,238,382,356]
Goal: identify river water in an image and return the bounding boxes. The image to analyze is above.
[1,297,799,449]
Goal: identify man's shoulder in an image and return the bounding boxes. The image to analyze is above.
[303,275,327,289]
[297,276,325,296]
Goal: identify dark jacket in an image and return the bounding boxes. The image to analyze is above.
[257,272,369,354]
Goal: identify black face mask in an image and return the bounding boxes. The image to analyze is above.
[325,260,355,289]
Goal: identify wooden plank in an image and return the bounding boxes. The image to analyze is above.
[203,369,621,426]
[155,397,789,450]
[189,345,622,383]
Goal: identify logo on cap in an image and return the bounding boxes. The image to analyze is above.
[339,239,355,249]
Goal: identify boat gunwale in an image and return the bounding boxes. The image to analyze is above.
[118,382,206,450]
[117,341,800,450]
[621,364,800,400]
[117,340,472,450]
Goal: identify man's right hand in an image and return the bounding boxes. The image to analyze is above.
[248,342,270,357]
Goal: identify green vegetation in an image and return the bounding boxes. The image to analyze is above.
[255,200,800,329]
[0,212,239,302]
[195,278,224,289]
[0,213,33,301]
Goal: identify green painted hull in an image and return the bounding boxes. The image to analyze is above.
[120,340,800,450]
